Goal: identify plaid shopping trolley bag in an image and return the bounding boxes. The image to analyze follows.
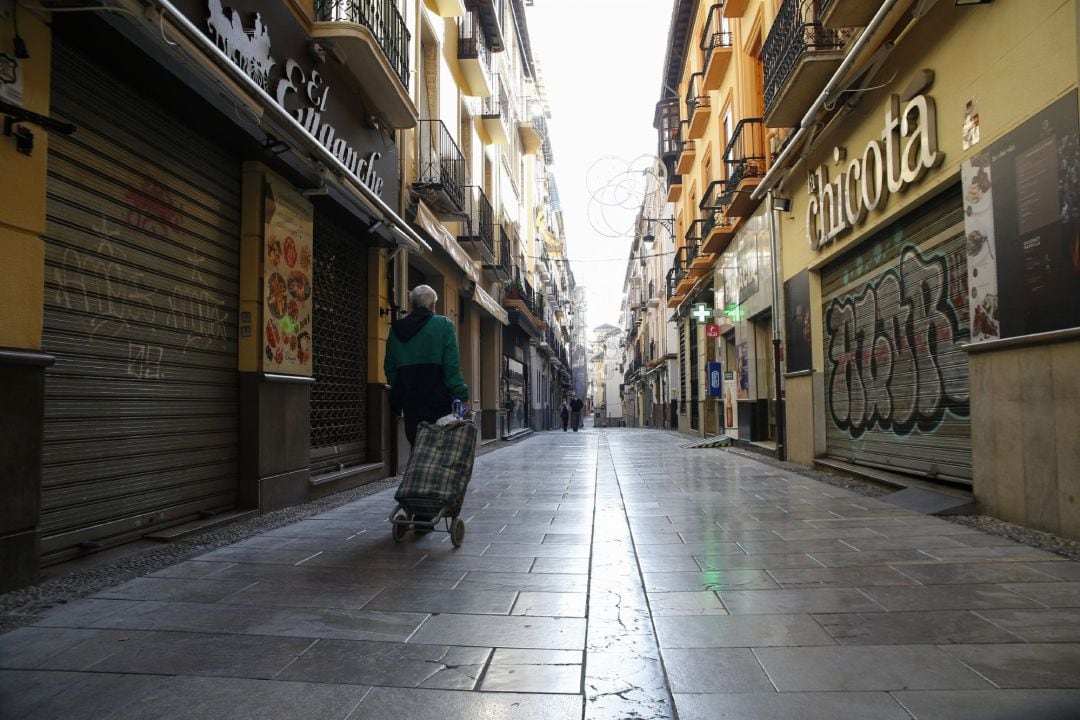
[389,403,477,546]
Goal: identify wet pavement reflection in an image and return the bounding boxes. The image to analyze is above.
[3,426,1080,719]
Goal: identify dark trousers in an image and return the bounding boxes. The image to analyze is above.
[561,413,569,431]
[404,408,444,445]
[571,411,582,431]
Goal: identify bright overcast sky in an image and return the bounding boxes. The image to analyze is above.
[527,0,675,335]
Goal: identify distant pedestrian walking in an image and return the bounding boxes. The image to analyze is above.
[569,396,584,432]
[560,400,570,431]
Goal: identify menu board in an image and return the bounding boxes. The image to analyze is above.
[262,176,314,374]
[962,90,1080,342]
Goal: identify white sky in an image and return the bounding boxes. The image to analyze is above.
[526,0,675,334]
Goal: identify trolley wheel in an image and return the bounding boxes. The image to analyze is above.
[450,518,466,548]
[391,521,408,543]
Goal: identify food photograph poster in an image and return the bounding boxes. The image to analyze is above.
[263,176,314,375]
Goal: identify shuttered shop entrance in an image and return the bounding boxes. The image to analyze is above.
[821,189,972,483]
[41,42,241,556]
[310,209,369,475]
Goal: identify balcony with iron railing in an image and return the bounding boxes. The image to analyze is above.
[464,0,505,52]
[486,223,513,280]
[676,122,696,175]
[701,3,734,92]
[457,10,493,97]
[684,220,712,278]
[723,118,767,217]
[313,0,416,128]
[459,185,495,262]
[504,267,545,337]
[519,105,547,155]
[699,179,736,256]
[480,73,511,144]
[414,119,466,216]
[685,72,711,139]
[762,0,856,128]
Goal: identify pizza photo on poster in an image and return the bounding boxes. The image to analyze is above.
[969,90,1080,339]
[262,177,314,374]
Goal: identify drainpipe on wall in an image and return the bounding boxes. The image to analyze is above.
[767,192,786,461]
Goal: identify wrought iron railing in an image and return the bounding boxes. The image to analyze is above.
[541,131,554,165]
[685,221,706,262]
[457,9,492,72]
[482,72,509,117]
[685,72,710,120]
[665,264,682,297]
[460,186,494,256]
[700,179,732,213]
[762,0,855,118]
[493,224,512,277]
[723,118,767,190]
[416,119,466,210]
[701,3,733,64]
[316,0,410,87]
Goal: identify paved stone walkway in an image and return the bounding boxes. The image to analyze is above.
[3,428,1080,719]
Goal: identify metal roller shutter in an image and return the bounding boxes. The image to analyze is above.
[821,189,972,483]
[41,42,241,556]
[310,209,369,475]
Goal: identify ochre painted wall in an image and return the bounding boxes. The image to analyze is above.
[0,12,51,350]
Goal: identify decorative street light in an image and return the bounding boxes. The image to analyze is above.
[641,217,675,245]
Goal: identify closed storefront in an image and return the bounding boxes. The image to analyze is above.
[41,41,241,556]
[821,189,971,483]
[310,208,370,475]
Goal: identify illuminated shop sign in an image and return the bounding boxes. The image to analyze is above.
[807,94,943,251]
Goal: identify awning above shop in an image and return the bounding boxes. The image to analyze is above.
[413,200,506,324]
[473,285,509,325]
[413,200,480,284]
[118,0,429,254]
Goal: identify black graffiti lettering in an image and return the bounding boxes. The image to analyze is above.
[826,245,968,439]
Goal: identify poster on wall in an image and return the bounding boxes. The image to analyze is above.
[263,176,314,374]
[0,52,23,106]
[783,270,813,372]
[723,371,737,433]
[737,232,760,305]
[962,89,1080,342]
[736,339,749,400]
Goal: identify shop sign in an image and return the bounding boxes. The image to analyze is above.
[707,362,723,397]
[807,94,943,251]
[691,303,713,323]
[182,1,394,201]
[705,323,720,338]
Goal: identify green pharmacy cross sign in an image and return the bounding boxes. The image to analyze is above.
[691,303,713,323]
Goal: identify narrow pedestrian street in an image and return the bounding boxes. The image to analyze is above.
[3,428,1080,720]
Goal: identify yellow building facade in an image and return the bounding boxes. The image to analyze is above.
[655,0,1080,541]
[767,0,1080,540]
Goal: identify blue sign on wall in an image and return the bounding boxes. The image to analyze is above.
[707,362,723,397]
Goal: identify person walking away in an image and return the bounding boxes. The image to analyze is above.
[384,285,469,445]
[560,400,570,431]
[569,396,584,432]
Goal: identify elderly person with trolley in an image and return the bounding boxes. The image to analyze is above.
[384,285,475,546]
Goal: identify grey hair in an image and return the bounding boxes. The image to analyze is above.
[409,284,438,310]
